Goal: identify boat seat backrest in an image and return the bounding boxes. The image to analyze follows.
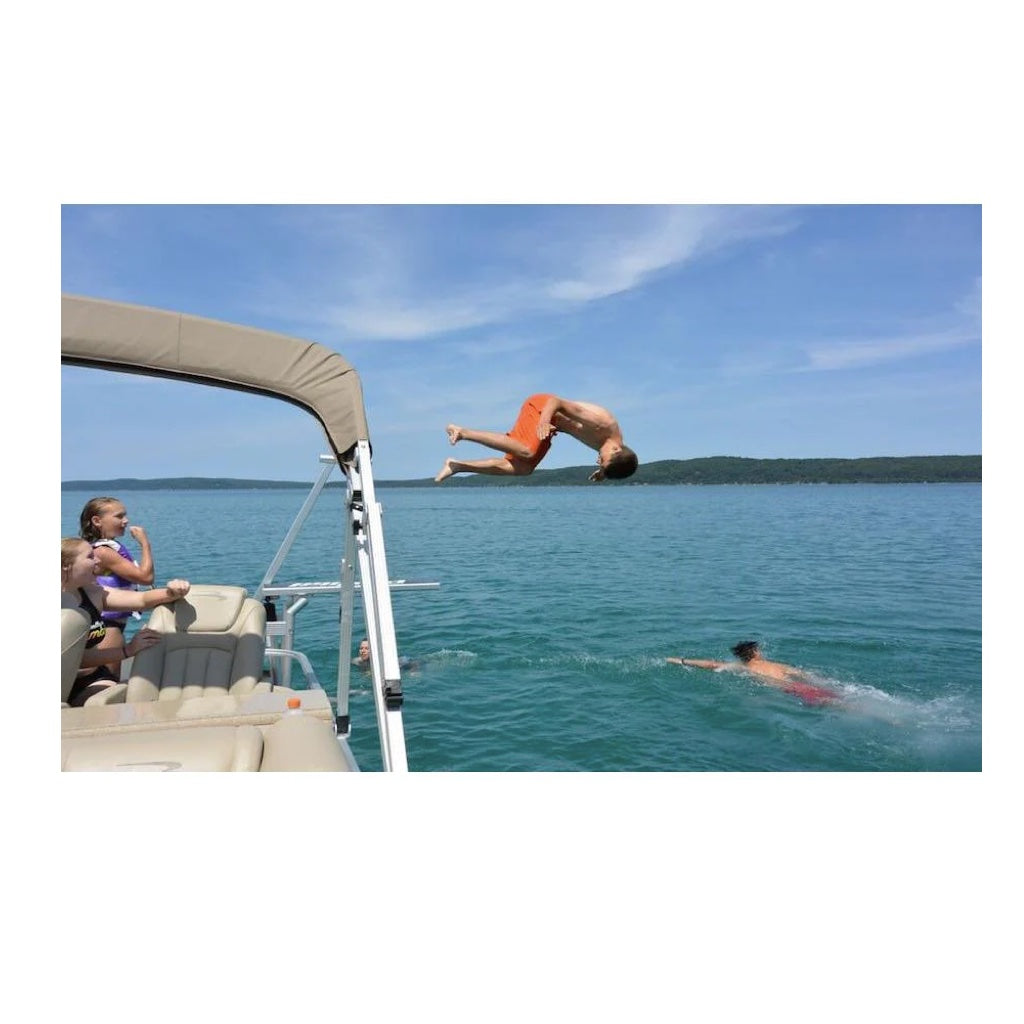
[61,606,92,705]
[125,585,268,703]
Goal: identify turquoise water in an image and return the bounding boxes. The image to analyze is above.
[61,483,982,772]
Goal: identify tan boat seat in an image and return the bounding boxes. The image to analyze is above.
[59,588,352,770]
[61,606,91,706]
[125,585,276,703]
[60,713,352,772]
[61,723,265,771]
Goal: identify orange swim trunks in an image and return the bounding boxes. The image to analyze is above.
[505,393,556,470]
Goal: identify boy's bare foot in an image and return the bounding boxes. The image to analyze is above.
[435,459,456,483]
[446,424,463,445]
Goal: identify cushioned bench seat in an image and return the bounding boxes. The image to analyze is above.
[60,587,352,770]
[61,712,353,772]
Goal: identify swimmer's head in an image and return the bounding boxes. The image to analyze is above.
[732,641,760,662]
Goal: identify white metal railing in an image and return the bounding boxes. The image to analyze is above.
[256,450,438,771]
[263,646,322,690]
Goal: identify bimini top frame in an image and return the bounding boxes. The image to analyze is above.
[61,294,409,771]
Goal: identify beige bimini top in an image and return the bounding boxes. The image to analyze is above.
[61,294,370,462]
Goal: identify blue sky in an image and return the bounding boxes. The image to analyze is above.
[61,204,981,481]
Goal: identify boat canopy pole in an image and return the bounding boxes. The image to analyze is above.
[347,440,408,772]
[336,504,357,736]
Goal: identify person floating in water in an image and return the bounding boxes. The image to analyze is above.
[353,638,372,669]
[667,641,840,706]
[353,638,420,673]
[434,393,638,483]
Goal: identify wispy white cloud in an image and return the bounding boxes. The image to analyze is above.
[447,333,544,361]
[800,328,979,372]
[282,205,799,341]
[546,206,796,302]
[711,276,983,378]
[321,298,500,339]
[780,278,982,374]
[545,209,710,302]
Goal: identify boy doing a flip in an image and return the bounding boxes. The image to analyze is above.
[434,393,638,483]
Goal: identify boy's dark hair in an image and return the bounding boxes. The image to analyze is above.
[603,446,638,480]
[732,641,760,661]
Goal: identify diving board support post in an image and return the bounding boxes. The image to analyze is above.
[345,440,408,772]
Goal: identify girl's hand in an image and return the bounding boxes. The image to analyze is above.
[129,525,149,543]
[537,420,554,440]
[126,628,162,657]
[166,579,191,598]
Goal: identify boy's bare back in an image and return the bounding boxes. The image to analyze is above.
[742,657,808,683]
[551,400,622,451]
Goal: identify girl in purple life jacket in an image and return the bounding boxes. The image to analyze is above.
[79,496,158,682]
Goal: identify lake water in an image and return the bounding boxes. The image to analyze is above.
[61,483,982,771]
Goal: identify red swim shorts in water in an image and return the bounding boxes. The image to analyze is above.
[781,680,840,706]
[504,393,557,471]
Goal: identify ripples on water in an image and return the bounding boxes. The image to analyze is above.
[62,483,981,771]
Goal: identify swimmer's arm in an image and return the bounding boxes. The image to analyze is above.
[667,657,727,669]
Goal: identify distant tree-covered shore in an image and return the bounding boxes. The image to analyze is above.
[62,454,981,491]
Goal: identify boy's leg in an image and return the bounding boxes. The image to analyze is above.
[435,456,520,483]
[446,424,532,459]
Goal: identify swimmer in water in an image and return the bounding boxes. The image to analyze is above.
[353,637,420,673]
[352,638,372,669]
[667,641,840,706]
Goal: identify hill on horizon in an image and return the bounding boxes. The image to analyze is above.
[62,454,981,490]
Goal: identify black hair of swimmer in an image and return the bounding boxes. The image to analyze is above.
[731,641,760,661]
[604,446,639,479]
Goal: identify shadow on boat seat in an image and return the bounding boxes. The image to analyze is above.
[124,584,292,703]
[61,606,91,708]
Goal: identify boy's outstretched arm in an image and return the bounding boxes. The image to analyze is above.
[667,657,727,669]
